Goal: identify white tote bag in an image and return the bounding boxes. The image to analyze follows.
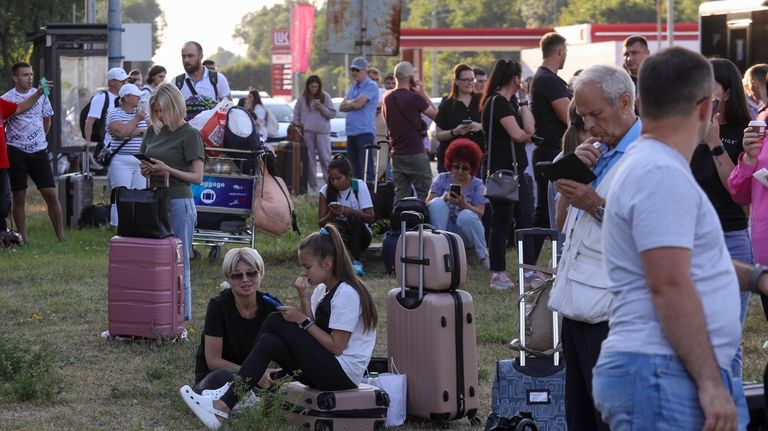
[364,360,406,427]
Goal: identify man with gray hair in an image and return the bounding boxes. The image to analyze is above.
[547,64,640,431]
[592,46,766,430]
[381,61,437,201]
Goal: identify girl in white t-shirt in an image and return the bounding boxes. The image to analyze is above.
[319,155,374,276]
[180,224,378,430]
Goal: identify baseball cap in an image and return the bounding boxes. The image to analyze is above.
[394,62,415,80]
[349,57,368,70]
[107,67,128,81]
[119,83,143,98]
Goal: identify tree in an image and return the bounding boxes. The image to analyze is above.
[207,48,243,69]
[220,60,271,92]
[559,0,706,25]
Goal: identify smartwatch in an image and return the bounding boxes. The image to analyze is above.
[710,145,725,156]
[299,318,315,330]
[593,204,606,223]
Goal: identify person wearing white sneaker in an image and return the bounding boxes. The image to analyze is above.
[180,225,378,430]
[193,247,282,394]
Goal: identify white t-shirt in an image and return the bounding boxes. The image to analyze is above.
[310,282,376,384]
[105,108,147,155]
[87,90,118,119]
[178,68,231,101]
[1,88,54,153]
[319,179,373,223]
[602,138,741,370]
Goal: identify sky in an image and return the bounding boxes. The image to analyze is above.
[152,0,283,77]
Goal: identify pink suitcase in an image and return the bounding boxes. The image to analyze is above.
[394,214,467,291]
[108,236,184,339]
[282,381,388,430]
[387,211,480,427]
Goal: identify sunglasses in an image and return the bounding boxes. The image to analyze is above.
[229,270,259,280]
[452,164,471,172]
[349,68,360,73]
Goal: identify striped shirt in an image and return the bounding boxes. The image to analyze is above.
[105,108,147,155]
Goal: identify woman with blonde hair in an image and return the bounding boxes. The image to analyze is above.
[137,83,205,321]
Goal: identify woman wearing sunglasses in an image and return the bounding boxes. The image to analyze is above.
[193,247,282,393]
[425,138,490,268]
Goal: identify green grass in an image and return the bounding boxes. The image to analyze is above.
[1,188,767,430]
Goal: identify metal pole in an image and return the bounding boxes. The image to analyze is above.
[107,0,123,69]
[431,10,437,97]
[667,0,674,47]
[86,0,95,23]
[656,0,662,50]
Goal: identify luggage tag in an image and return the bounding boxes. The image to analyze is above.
[753,168,768,188]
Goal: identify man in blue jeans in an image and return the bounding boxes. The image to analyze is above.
[340,57,379,181]
[594,46,768,430]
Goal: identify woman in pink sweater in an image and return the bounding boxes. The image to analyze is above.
[728,126,768,266]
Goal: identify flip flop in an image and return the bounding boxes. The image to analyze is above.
[179,385,228,430]
[201,382,230,399]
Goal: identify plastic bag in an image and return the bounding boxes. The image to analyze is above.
[363,360,406,427]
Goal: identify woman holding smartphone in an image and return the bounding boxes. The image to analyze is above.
[434,64,484,173]
[105,83,148,226]
[425,138,489,268]
[292,75,336,191]
[138,83,205,321]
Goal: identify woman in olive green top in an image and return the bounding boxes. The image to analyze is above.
[139,83,205,321]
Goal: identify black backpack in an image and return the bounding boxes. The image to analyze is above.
[223,106,263,176]
[174,71,219,100]
[79,90,109,143]
[390,197,430,231]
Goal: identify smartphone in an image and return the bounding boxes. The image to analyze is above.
[450,184,461,197]
[133,153,153,163]
[328,201,340,207]
[262,295,283,308]
[531,135,545,145]
[711,99,720,120]
[461,119,473,126]
[39,77,50,97]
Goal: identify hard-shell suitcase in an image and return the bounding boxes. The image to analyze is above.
[394,221,466,292]
[283,382,388,431]
[108,236,184,339]
[364,142,394,222]
[287,415,386,431]
[745,379,765,430]
[491,228,566,430]
[275,140,309,195]
[387,211,480,427]
[58,150,93,228]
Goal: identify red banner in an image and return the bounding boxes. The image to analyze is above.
[290,3,315,74]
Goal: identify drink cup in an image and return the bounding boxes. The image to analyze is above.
[748,120,766,137]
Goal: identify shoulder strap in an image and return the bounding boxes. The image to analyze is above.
[208,71,219,100]
[273,175,301,235]
[351,179,359,200]
[174,74,185,90]
[486,95,496,178]
[99,90,109,121]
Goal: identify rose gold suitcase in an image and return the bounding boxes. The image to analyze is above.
[394,213,467,291]
[107,236,184,339]
[387,211,480,427]
[283,382,388,431]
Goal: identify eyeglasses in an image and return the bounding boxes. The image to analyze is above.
[457,78,475,83]
[349,68,360,73]
[451,164,471,172]
[229,270,259,281]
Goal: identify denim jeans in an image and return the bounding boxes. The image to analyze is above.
[723,228,755,382]
[346,133,375,181]
[427,198,487,260]
[170,198,196,321]
[592,351,748,430]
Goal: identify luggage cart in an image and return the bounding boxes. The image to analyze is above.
[192,148,262,263]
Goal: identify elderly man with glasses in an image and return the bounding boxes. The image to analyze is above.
[340,57,380,181]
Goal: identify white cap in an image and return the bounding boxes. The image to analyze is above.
[118,83,143,98]
[107,67,128,81]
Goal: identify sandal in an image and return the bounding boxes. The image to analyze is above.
[179,385,228,430]
[201,382,230,400]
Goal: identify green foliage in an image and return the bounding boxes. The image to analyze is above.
[207,47,244,70]
[559,0,707,25]
[220,60,272,92]
[0,331,62,402]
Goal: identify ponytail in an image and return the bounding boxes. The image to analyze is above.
[299,225,378,331]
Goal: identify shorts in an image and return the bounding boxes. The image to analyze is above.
[8,146,55,191]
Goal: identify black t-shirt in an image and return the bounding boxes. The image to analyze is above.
[531,66,571,149]
[434,94,483,150]
[194,289,281,383]
[481,93,528,173]
[690,123,748,232]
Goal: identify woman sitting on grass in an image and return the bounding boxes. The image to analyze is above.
[318,155,374,276]
[193,247,282,393]
[425,138,490,269]
[180,224,378,430]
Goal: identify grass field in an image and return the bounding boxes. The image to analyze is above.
[1,189,767,430]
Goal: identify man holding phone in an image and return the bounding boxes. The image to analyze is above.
[547,64,640,431]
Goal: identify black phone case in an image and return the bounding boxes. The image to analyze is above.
[537,153,597,184]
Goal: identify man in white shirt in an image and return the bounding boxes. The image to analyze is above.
[2,62,62,243]
[83,67,127,147]
[176,41,231,103]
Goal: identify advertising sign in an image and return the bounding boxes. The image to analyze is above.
[191,175,254,214]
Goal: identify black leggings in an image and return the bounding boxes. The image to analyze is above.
[332,214,371,261]
[220,312,356,409]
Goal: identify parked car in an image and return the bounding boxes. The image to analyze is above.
[262,98,292,141]
[230,90,271,104]
[330,97,347,155]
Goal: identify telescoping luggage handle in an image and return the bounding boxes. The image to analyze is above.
[399,210,425,300]
[81,148,90,176]
[364,141,384,192]
[516,228,560,368]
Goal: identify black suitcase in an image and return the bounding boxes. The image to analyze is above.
[364,142,394,222]
[275,140,308,195]
[58,150,93,228]
[491,228,566,430]
[746,380,766,430]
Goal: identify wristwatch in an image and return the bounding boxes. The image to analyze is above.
[749,265,768,294]
[592,204,605,223]
[710,145,725,156]
[299,318,315,330]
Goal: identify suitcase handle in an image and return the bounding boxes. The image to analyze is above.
[81,149,90,175]
[145,171,171,189]
[177,275,183,316]
[364,143,381,187]
[515,228,559,241]
[399,211,425,299]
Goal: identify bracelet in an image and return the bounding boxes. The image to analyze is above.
[450,128,457,137]
[519,101,529,106]
[749,264,768,294]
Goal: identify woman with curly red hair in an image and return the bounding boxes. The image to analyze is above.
[425,138,489,268]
